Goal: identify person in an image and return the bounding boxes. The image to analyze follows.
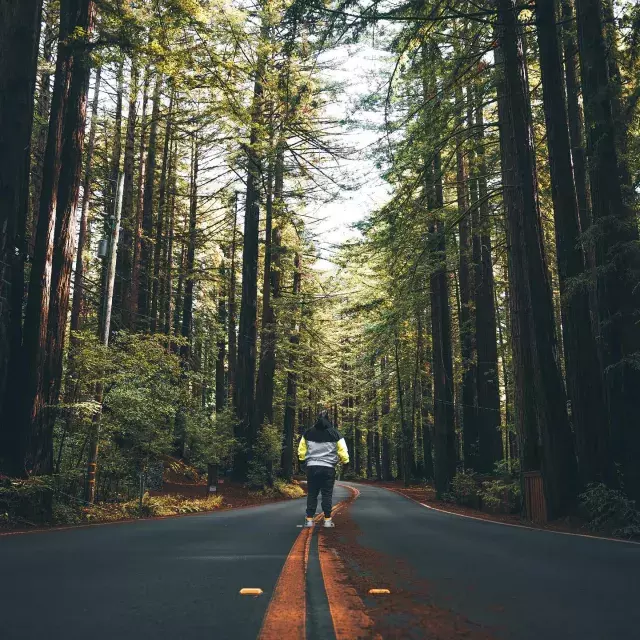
[298,411,349,528]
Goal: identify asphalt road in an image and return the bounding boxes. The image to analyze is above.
[2,482,638,640]
[342,482,640,640]
[0,485,348,640]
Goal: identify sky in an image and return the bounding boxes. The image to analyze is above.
[307,42,392,270]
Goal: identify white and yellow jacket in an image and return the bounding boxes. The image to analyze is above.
[298,424,350,468]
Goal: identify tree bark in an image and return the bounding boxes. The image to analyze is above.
[137,74,161,330]
[151,90,173,332]
[71,67,101,336]
[535,0,611,487]
[473,79,503,473]
[281,253,302,480]
[233,40,266,480]
[130,68,150,328]
[456,86,477,471]
[0,0,43,471]
[496,0,577,518]
[576,0,640,499]
[227,194,238,400]
[256,143,284,429]
[118,61,139,329]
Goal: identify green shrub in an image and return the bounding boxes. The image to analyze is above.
[450,471,480,506]
[580,483,640,539]
[481,478,521,513]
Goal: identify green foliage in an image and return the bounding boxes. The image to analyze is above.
[247,423,282,488]
[448,471,480,506]
[480,479,521,513]
[580,484,640,539]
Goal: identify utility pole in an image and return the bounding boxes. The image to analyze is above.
[85,173,124,503]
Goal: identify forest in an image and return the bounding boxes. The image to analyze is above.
[0,0,639,533]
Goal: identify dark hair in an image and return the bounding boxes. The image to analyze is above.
[314,411,332,430]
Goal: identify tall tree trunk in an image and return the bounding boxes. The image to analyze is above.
[456,86,477,471]
[0,0,43,471]
[137,74,161,330]
[181,136,199,360]
[560,0,592,236]
[42,0,96,460]
[130,69,150,328]
[576,0,640,500]
[429,153,457,497]
[381,356,393,480]
[215,267,227,413]
[151,90,173,332]
[281,253,302,480]
[233,40,266,480]
[256,143,284,429]
[535,0,611,487]
[418,313,435,482]
[70,67,101,336]
[496,0,577,518]
[118,61,139,330]
[30,4,57,255]
[163,139,178,336]
[227,194,238,400]
[473,79,503,473]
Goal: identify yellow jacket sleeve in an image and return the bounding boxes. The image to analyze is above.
[337,438,350,465]
[298,436,308,462]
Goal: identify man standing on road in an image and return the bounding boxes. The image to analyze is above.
[298,411,350,528]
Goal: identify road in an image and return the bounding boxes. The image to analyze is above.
[1,482,638,639]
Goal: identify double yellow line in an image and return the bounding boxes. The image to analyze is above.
[258,486,378,640]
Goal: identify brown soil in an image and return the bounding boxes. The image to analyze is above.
[320,497,495,640]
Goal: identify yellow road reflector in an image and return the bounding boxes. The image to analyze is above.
[368,589,391,595]
[240,588,263,596]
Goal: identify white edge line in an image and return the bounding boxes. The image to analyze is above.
[367,484,640,546]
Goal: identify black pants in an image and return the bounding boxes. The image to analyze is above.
[306,465,335,518]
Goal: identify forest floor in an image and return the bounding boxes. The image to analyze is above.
[352,479,631,541]
[0,480,306,534]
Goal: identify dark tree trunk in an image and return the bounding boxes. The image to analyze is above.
[281,253,302,480]
[42,0,96,459]
[395,340,410,486]
[233,45,266,481]
[163,139,177,336]
[118,61,139,330]
[456,86,477,471]
[496,0,577,518]
[535,0,611,488]
[227,195,238,400]
[560,0,592,237]
[30,6,57,256]
[151,90,173,332]
[418,314,435,482]
[130,69,150,328]
[215,262,227,413]
[71,67,101,336]
[138,74,161,330]
[381,356,393,480]
[256,142,283,429]
[0,0,43,471]
[473,80,503,473]
[429,153,457,497]
[576,0,640,499]
[181,136,199,355]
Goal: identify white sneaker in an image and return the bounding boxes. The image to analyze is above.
[304,518,314,528]
[323,518,335,528]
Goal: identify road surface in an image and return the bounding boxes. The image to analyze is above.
[1,482,638,639]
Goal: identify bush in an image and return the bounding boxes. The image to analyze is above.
[481,478,521,513]
[580,483,640,539]
[450,471,480,506]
